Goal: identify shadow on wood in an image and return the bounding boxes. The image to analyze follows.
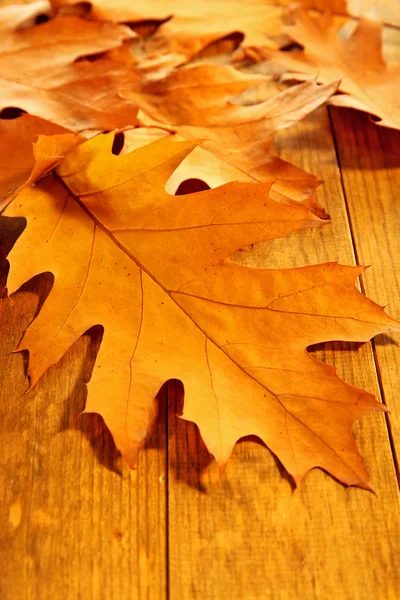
[330,108,400,170]
[165,379,296,491]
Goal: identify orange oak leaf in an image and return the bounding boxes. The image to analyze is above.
[122,64,339,216]
[120,127,325,217]
[256,9,400,129]
[0,11,139,131]
[51,0,287,61]
[4,133,398,488]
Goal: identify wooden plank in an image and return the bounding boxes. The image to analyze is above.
[167,107,400,600]
[0,219,167,600]
[329,107,400,480]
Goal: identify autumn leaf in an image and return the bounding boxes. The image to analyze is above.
[275,0,400,28]
[51,0,288,62]
[256,9,400,129]
[120,127,326,218]
[0,11,139,131]
[0,0,51,30]
[4,133,398,488]
[122,63,339,215]
[0,114,74,207]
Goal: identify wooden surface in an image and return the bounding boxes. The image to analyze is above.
[1,105,400,599]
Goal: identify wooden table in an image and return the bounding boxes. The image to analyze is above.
[0,105,399,599]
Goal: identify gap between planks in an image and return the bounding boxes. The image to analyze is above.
[328,106,400,487]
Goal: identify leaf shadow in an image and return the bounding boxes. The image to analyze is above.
[57,324,126,475]
[158,379,295,492]
[309,335,399,355]
[373,333,399,348]
[167,380,214,492]
[309,340,365,354]
[0,215,26,291]
[330,107,400,170]
[61,334,172,478]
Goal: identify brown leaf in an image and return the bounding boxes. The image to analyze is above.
[5,133,398,488]
[0,11,139,131]
[122,63,339,216]
[256,9,400,129]
[51,0,287,61]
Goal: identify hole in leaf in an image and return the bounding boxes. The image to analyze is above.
[128,17,171,39]
[111,132,125,155]
[35,14,50,25]
[75,50,108,63]
[0,107,27,120]
[196,31,244,59]
[175,179,210,195]
[280,41,303,52]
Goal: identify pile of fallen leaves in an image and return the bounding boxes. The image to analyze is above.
[1,0,399,489]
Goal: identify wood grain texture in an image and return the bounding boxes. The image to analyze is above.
[330,107,400,481]
[0,221,167,599]
[167,107,400,600]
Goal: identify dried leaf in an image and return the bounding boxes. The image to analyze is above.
[0,12,139,130]
[276,0,400,28]
[20,130,81,194]
[257,9,400,129]
[0,0,51,31]
[51,0,287,61]
[0,113,75,207]
[122,63,339,214]
[121,127,325,218]
[5,134,398,487]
